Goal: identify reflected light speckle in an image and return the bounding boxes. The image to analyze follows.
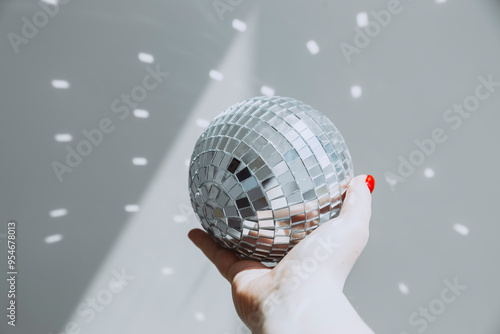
[50,208,67,218]
[424,168,435,178]
[138,52,154,64]
[453,223,469,236]
[173,215,185,223]
[52,80,70,89]
[133,109,150,118]
[161,267,174,276]
[45,234,63,244]
[124,205,140,212]
[232,19,247,32]
[55,134,73,142]
[260,85,275,96]
[132,157,148,166]
[398,282,410,295]
[306,40,320,55]
[209,70,223,81]
[356,12,368,27]
[351,85,362,98]
[196,118,210,128]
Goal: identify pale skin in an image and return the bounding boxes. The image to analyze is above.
[188,175,374,334]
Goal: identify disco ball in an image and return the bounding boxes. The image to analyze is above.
[188,96,353,262]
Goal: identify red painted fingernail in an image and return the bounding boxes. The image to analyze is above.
[365,175,375,193]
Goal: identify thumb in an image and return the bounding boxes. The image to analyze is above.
[338,174,373,228]
[297,174,374,288]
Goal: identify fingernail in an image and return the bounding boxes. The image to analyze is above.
[188,229,197,242]
[365,175,375,193]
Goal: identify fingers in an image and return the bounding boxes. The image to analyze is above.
[188,229,240,282]
[188,229,269,282]
[338,175,373,228]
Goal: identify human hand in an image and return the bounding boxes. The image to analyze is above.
[188,175,375,333]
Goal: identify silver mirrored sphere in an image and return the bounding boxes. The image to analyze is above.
[188,96,353,262]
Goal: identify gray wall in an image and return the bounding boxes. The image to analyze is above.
[1,0,499,333]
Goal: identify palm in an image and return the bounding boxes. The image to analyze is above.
[188,214,365,328]
[186,231,274,324]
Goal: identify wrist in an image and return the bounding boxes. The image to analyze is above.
[257,275,372,334]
